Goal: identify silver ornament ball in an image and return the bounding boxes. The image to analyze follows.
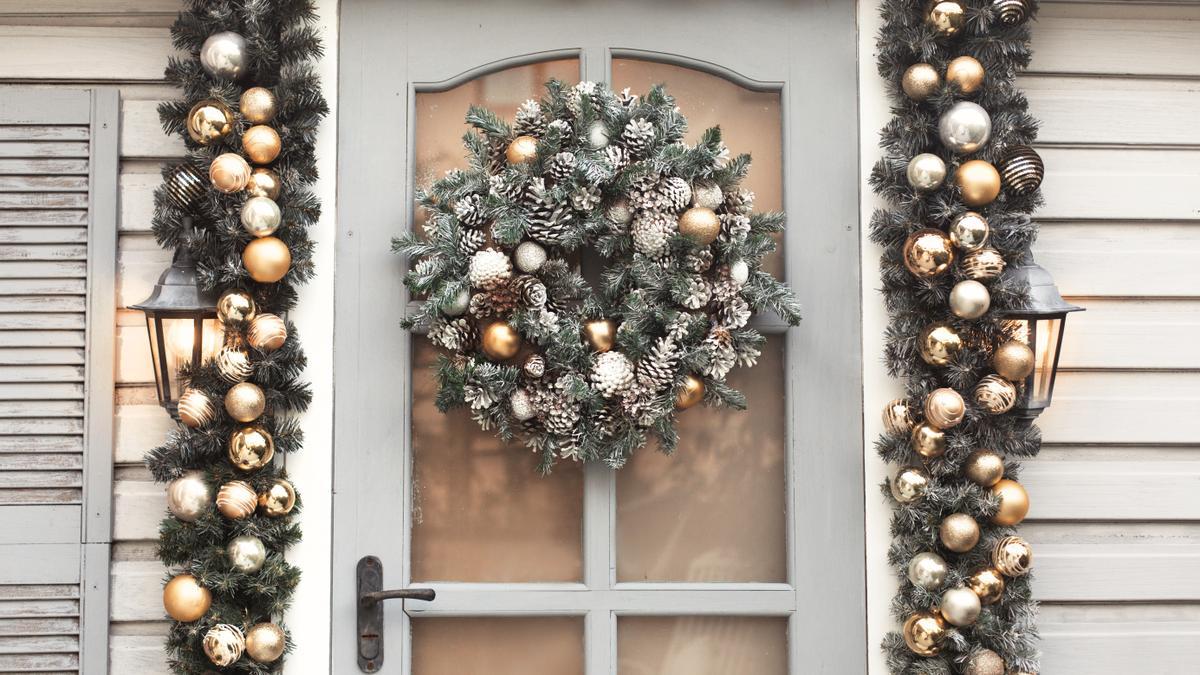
[949,211,990,251]
[227,534,267,573]
[167,471,211,522]
[939,586,982,627]
[907,552,949,591]
[240,196,282,238]
[692,182,724,210]
[906,153,947,192]
[199,31,249,80]
[442,288,470,317]
[587,121,610,149]
[950,279,991,320]
[514,241,548,273]
[510,389,537,421]
[938,102,993,155]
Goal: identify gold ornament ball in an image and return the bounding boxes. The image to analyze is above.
[965,649,1006,675]
[178,388,216,428]
[911,422,947,459]
[967,567,1006,606]
[245,622,287,664]
[163,574,211,622]
[676,374,706,410]
[919,323,963,367]
[216,480,258,519]
[204,623,246,667]
[891,465,931,504]
[583,319,618,353]
[974,374,1017,415]
[950,279,992,320]
[939,586,982,627]
[962,247,1007,281]
[990,478,1030,526]
[678,206,721,246]
[946,56,986,95]
[994,0,1031,26]
[924,387,966,429]
[217,288,257,328]
[225,381,266,423]
[248,313,288,352]
[243,236,292,283]
[964,448,1005,487]
[882,398,914,435]
[481,321,522,361]
[992,535,1034,577]
[167,470,211,522]
[956,160,1002,207]
[939,512,981,553]
[902,229,955,279]
[927,1,966,37]
[229,425,275,471]
[902,63,941,101]
[242,125,282,165]
[506,135,539,164]
[239,87,278,124]
[209,152,252,193]
[216,346,253,384]
[993,340,1034,382]
[258,478,296,517]
[186,99,234,145]
[247,167,282,200]
[902,611,947,657]
[949,211,990,251]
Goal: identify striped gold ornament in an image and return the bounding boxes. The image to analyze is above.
[992,536,1034,577]
[178,389,216,428]
[164,163,207,209]
[960,247,1007,281]
[248,313,288,352]
[992,0,1031,26]
[1000,145,1045,195]
[216,480,257,519]
[216,346,253,384]
[973,374,1017,415]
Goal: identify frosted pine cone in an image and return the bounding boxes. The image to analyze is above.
[616,87,639,110]
[535,376,582,435]
[635,334,681,394]
[469,283,519,318]
[523,354,545,379]
[603,145,630,170]
[527,202,573,245]
[571,186,601,212]
[566,81,598,118]
[591,351,635,397]
[680,275,711,310]
[702,327,737,379]
[717,296,751,329]
[548,152,576,182]
[489,172,525,200]
[429,317,477,353]
[513,99,547,137]
[719,213,751,245]
[453,194,487,227]
[512,275,548,308]
[621,118,655,155]
[629,173,664,211]
[458,228,487,256]
[685,249,714,273]
[659,176,693,212]
[725,188,755,215]
[631,210,676,257]
[469,248,513,289]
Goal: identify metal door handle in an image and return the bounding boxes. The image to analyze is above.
[356,555,434,672]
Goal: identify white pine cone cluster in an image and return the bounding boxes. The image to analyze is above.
[603,145,630,170]
[701,327,737,379]
[548,151,576,182]
[513,99,547,136]
[591,351,635,397]
[453,194,487,227]
[533,375,582,435]
[631,210,677,257]
[429,317,477,353]
[468,248,512,289]
[658,177,693,212]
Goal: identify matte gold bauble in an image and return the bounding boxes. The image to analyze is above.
[178,388,216,428]
[248,313,288,352]
[974,374,1017,415]
[993,340,1034,382]
[902,229,955,279]
[901,63,941,101]
[890,465,931,504]
[242,125,282,165]
[506,135,539,164]
[229,425,275,471]
[967,567,1006,605]
[204,623,246,667]
[964,448,1005,487]
[239,87,278,124]
[247,167,282,200]
[949,211,989,251]
[217,288,256,328]
[186,99,234,145]
[216,480,258,519]
[163,573,211,622]
[990,478,1030,526]
[678,206,721,246]
[216,346,253,384]
[245,622,286,663]
[924,387,965,429]
[676,374,706,410]
[481,321,521,361]
[962,247,1006,281]
[927,1,966,37]
[240,196,282,238]
[992,535,1033,577]
[956,160,1002,207]
[243,236,292,283]
[258,478,296,517]
[911,422,947,459]
[209,152,252,193]
[902,611,947,657]
[225,381,266,423]
[167,470,211,522]
[939,586,982,627]
[950,279,991,320]
[946,56,986,95]
[919,323,963,367]
[882,398,914,435]
[939,512,981,553]
[583,319,618,353]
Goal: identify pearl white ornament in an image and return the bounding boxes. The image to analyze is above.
[510,389,537,421]
[950,279,991,320]
[907,552,949,591]
[692,182,724,210]
[442,288,470,317]
[199,31,248,80]
[939,587,982,627]
[227,535,267,573]
[729,260,750,285]
[514,241,548,273]
[587,121,610,149]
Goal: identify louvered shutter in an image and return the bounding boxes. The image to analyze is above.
[0,88,117,674]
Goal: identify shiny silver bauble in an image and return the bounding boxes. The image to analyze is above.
[939,586,982,627]
[906,153,947,192]
[199,31,249,80]
[166,471,211,522]
[938,101,993,154]
[240,196,282,238]
[950,279,992,319]
[907,552,949,591]
[227,534,267,573]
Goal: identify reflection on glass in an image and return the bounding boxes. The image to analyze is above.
[618,616,787,675]
[413,617,584,675]
[616,341,786,583]
[411,342,583,582]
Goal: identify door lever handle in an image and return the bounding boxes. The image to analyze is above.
[356,555,434,672]
[360,587,436,605]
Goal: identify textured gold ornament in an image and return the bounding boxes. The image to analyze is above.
[481,321,522,361]
[902,611,947,656]
[217,288,257,328]
[245,622,286,663]
[204,623,246,667]
[949,211,990,251]
[258,478,296,517]
[993,340,1034,382]
[946,56,986,95]
[925,388,965,429]
[239,87,278,124]
[506,135,539,164]
[939,586,982,627]
[247,167,282,200]
[939,512,981,553]
[961,247,1006,281]
[902,229,955,279]
[163,573,211,622]
[927,1,966,37]
[992,535,1033,577]
[229,425,275,471]
[243,236,292,283]
[964,449,1005,487]
[209,152,252,193]
[990,478,1030,526]
[956,160,1002,207]
[216,346,253,384]
[901,63,941,101]
[225,381,266,423]
[583,319,618,353]
[974,374,1017,415]
[950,279,991,320]
[678,206,721,246]
[186,99,233,145]
[890,465,931,504]
[676,374,706,410]
[167,470,211,522]
[911,422,947,459]
[882,398,914,435]
[178,388,216,428]
[243,125,282,165]
[216,480,258,519]
[919,323,963,367]
[248,313,288,352]
[967,567,1006,605]
[240,196,282,238]
[964,648,1006,675]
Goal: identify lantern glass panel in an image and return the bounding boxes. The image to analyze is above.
[144,313,221,406]
[1011,315,1066,413]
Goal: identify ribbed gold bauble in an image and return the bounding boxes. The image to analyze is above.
[967,567,1007,605]
[927,1,966,37]
[949,211,990,251]
[239,87,278,124]
[965,648,1006,675]
[946,56,986,94]
[203,623,246,667]
[902,229,955,279]
[216,346,253,384]
[216,480,258,519]
[990,478,1030,526]
[939,512,981,553]
[956,160,1002,207]
[675,374,706,410]
[993,340,1034,382]
[882,398,914,435]
[506,135,539,164]
[911,422,947,459]
[919,323,963,367]
[678,206,721,246]
[974,374,1017,414]
[166,470,211,522]
[247,167,282,201]
[243,236,292,283]
[243,125,282,165]
[950,279,992,320]
[229,425,275,471]
[961,247,1007,281]
[901,63,941,101]
[963,448,1005,487]
[992,535,1034,577]
[890,465,931,504]
[209,152,252,193]
[583,319,618,353]
[178,388,216,428]
[245,622,286,663]
[163,574,211,622]
[902,611,947,656]
[186,99,233,145]
[248,313,288,352]
[924,387,965,429]
[217,288,256,328]
[258,478,296,517]
[481,321,521,361]
[993,0,1032,26]
[225,381,266,423]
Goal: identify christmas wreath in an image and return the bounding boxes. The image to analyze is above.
[395,80,801,471]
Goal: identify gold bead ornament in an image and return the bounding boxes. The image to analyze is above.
[209,152,252,193]
[903,611,948,656]
[481,321,522,361]
[258,478,296,517]
[239,86,278,124]
[993,340,1034,382]
[245,622,286,663]
[225,381,266,423]
[583,319,618,353]
[902,229,955,279]
[186,99,233,145]
[678,206,721,246]
[506,135,539,164]
[902,63,941,101]
[939,512,981,553]
[963,448,1005,487]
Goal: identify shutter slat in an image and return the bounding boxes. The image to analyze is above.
[0,401,84,418]
[0,600,78,619]
[0,228,88,245]
[0,652,79,670]
[0,385,84,401]
[0,281,86,297]
[0,489,82,505]
[0,159,87,176]
[0,297,84,313]
[0,347,86,365]
[0,262,86,279]
[0,617,80,637]
[0,419,84,435]
[0,244,87,261]
[0,142,89,159]
[0,472,81,490]
[0,211,87,226]
[0,634,80,654]
[0,195,88,210]
[0,315,86,330]
[0,455,82,471]
[0,366,85,384]
[0,176,89,193]
[0,128,87,142]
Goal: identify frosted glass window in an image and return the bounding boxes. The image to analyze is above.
[618,616,788,675]
[413,617,584,675]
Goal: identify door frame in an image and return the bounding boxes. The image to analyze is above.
[334,1,865,671]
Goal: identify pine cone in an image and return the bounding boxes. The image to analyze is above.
[603,145,630,170]
[469,283,519,318]
[523,354,546,379]
[458,228,487,256]
[548,151,577,182]
[489,172,525,201]
[631,210,676,257]
[534,376,581,435]
[468,248,513,290]
[621,118,655,155]
[513,99,547,137]
[724,188,755,215]
[635,333,680,395]
[453,194,487,227]
[628,172,663,211]
[685,249,714,273]
[717,296,751,330]
[527,203,574,245]
[719,213,751,245]
[616,87,639,111]
[511,275,548,308]
[571,186,601,212]
[429,317,477,353]
[659,176,693,212]
[680,275,711,310]
[701,327,736,379]
[566,81,598,119]
[591,352,635,397]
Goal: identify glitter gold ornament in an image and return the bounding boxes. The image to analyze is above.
[901,63,941,101]
[248,313,288,352]
[245,622,286,663]
[919,323,963,367]
[199,31,248,80]
[240,196,282,238]
[946,56,986,95]
[216,346,253,384]
[908,552,949,591]
[678,206,721,246]
[229,425,274,471]
[217,288,256,328]
[259,478,296,517]
[224,382,266,422]
[216,480,258,519]
[227,534,266,573]
[964,449,1005,487]
[926,1,966,37]
[956,160,1002,207]
[925,388,965,429]
[209,152,252,193]
[939,513,980,553]
[247,167,282,200]
[962,247,1006,281]
[949,211,989,251]
[178,388,216,428]
[506,135,539,164]
[583,319,618,353]
[691,182,723,210]
[204,623,246,667]
[911,423,947,459]
[510,388,537,421]
[902,611,947,657]
[239,87,278,124]
[990,478,1030,526]
[939,101,992,154]
[890,465,931,504]
[992,536,1033,576]
[1000,145,1045,195]
[993,340,1034,382]
[950,279,991,320]
[882,398,914,435]
[163,574,211,622]
[902,229,955,279]
[242,125,282,165]
[676,374,706,410]
[974,374,1017,414]
[967,567,1006,605]
[965,649,1006,675]
[243,236,291,283]
[167,470,211,522]
[907,153,947,192]
[939,586,982,626]
[481,321,521,361]
[186,99,233,145]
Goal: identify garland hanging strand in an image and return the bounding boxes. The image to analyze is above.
[871,2,1043,673]
[144,1,327,672]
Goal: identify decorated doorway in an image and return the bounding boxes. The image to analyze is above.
[333,1,863,672]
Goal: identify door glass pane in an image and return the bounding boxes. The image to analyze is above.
[618,616,787,675]
[413,617,584,675]
[616,341,787,582]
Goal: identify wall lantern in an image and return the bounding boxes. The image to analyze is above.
[998,260,1084,424]
[131,226,220,419]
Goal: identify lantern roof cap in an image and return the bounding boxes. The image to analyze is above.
[130,246,218,313]
[1001,259,1083,317]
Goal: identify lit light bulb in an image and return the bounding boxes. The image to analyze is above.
[166,319,221,364]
